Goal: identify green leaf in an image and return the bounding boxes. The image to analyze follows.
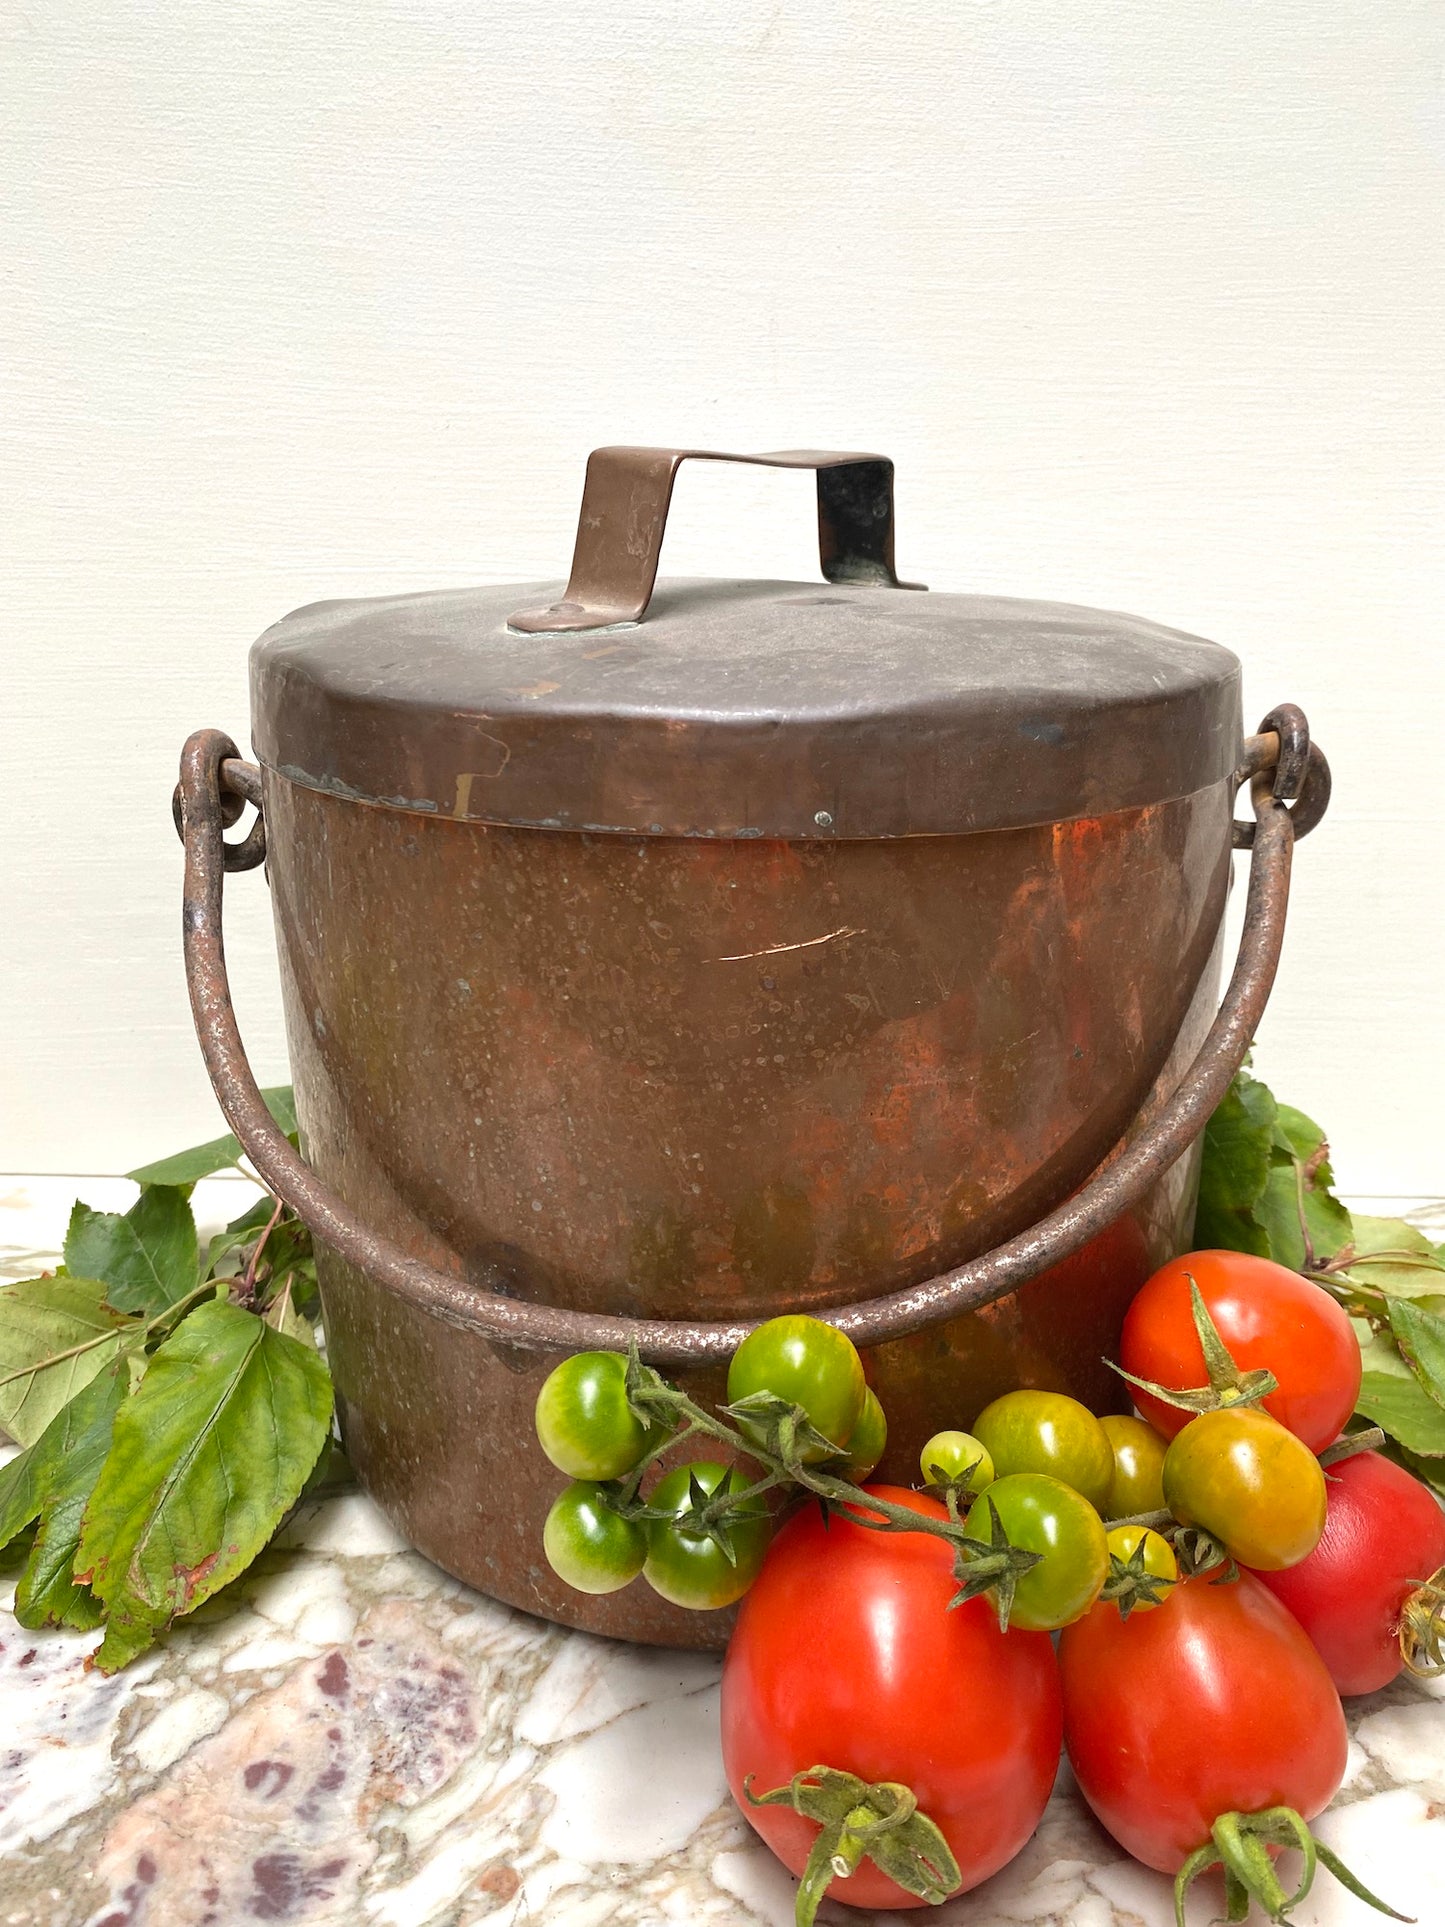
[0,1358,129,1546]
[1387,1300,1445,1412]
[1355,1371,1445,1457]
[1242,1093,1353,1273]
[1272,1102,1329,1165]
[126,1088,298,1186]
[1354,1320,1414,1380]
[65,1187,200,1317]
[1194,1070,1359,1278]
[0,1447,43,1550]
[1254,1152,1353,1273]
[75,1299,333,1671]
[1340,1262,1445,1302]
[1193,1072,1277,1254]
[1352,1216,1438,1259]
[288,1261,322,1324]
[0,1276,136,1446]
[1333,1217,1445,1301]
[14,1361,130,1631]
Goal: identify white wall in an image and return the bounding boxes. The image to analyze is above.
[4,1,1443,1195]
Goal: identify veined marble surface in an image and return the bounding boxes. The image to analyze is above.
[2,1180,1444,1927]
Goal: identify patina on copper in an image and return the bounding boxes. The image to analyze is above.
[173,445,1329,1647]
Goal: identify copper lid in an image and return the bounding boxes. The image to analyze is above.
[250,448,1242,839]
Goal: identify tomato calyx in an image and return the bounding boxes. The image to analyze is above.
[1400,1563,1445,1678]
[1111,1278,1280,1417]
[720,1388,854,1464]
[1167,1524,1239,1582]
[622,1346,697,1433]
[642,1463,772,1566]
[948,1491,1046,1629]
[920,1466,991,1514]
[1174,1805,1411,1927]
[744,1765,961,1927]
[920,1433,1001,1503]
[1100,1531,1177,1619]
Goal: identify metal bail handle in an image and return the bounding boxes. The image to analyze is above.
[173,715,1326,1365]
[507,447,926,634]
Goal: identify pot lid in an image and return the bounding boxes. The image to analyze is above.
[250,447,1243,839]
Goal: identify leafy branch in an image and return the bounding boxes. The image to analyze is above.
[0,1089,335,1669]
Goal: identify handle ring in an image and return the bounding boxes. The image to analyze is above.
[1232,706,1331,849]
[173,738,266,871]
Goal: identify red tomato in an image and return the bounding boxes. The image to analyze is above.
[1252,1451,1445,1695]
[722,1486,1062,1908]
[1060,1568,1348,1873]
[1120,1250,1361,1452]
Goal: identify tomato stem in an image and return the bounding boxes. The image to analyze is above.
[620,1348,1041,1624]
[629,1365,955,1544]
[1316,1425,1386,1469]
[1108,1278,1280,1416]
[1105,1505,1173,1529]
[1173,1806,1411,1927]
[697,1467,786,1522]
[743,1766,960,1927]
[605,1419,708,1516]
[1400,1564,1445,1678]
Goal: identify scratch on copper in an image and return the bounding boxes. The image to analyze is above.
[712,925,865,963]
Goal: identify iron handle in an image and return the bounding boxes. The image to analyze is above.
[506,447,924,634]
[175,720,1322,1364]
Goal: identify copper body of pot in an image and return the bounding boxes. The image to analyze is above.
[177,449,1328,1651]
[266,780,1225,1645]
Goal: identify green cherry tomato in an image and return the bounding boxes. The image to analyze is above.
[972,1390,1114,1512]
[1105,1524,1178,1611]
[543,1481,647,1595]
[841,1387,888,1480]
[726,1315,866,1461]
[535,1351,659,1482]
[918,1429,995,1496]
[1099,1413,1168,1518]
[643,1462,773,1609]
[965,1472,1109,1632]
[1162,1407,1327,1571]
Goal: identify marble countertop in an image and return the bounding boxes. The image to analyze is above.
[3,1179,1444,1927]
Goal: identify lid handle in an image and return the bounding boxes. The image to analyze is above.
[508,447,924,633]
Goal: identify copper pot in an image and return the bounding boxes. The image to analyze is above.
[174,448,1329,1648]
